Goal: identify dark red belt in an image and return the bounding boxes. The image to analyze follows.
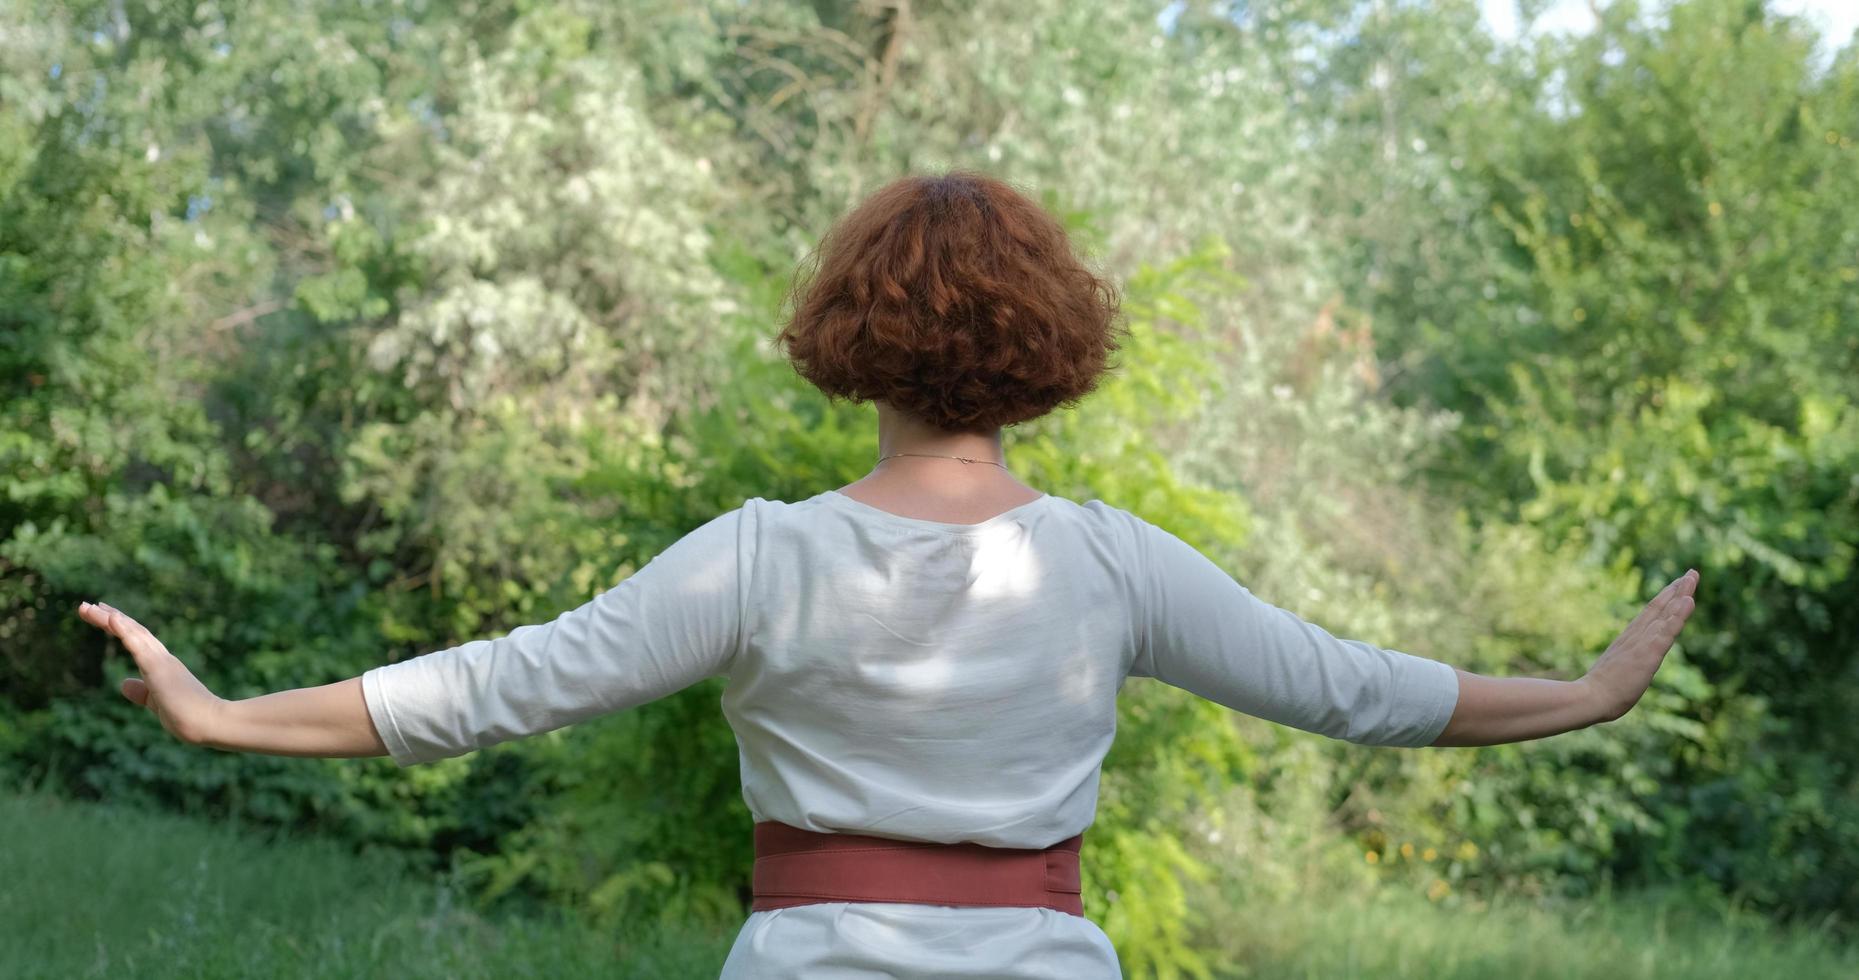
[750,820,1085,917]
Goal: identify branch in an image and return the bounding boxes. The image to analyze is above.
[207,300,285,333]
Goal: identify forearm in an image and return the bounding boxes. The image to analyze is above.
[1428,668,1607,747]
[204,677,391,759]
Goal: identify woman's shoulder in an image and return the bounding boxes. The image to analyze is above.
[732,491,1150,556]
[741,489,1138,525]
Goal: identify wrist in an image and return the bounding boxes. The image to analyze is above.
[1571,675,1621,725]
[198,696,235,750]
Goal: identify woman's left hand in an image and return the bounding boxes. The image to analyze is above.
[76,601,226,747]
[1578,569,1700,723]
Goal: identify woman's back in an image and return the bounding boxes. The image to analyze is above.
[725,489,1136,850]
[721,489,1137,976]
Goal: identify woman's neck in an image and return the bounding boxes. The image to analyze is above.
[873,402,1006,464]
[838,403,1044,520]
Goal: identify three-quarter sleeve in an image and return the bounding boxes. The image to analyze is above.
[361,503,756,767]
[1124,513,1459,747]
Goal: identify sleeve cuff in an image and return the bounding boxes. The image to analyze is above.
[1403,657,1461,748]
[362,664,423,768]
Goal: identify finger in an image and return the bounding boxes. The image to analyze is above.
[1638,576,1684,625]
[98,602,165,654]
[78,600,136,638]
[1649,599,1695,650]
[120,677,151,706]
[77,601,114,630]
[78,601,138,650]
[91,603,169,672]
[1648,569,1699,620]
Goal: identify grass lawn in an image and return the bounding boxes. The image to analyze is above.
[1190,876,1857,979]
[0,785,736,979]
[3,785,1853,978]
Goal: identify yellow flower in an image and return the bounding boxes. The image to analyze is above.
[1365,850,1380,865]
[1428,879,1451,902]
[1708,201,1724,217]
[1457,841,1479,860]
[1421,848,1437,862]
[1400,842,1415,859]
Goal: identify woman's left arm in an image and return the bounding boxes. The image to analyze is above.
[1429,568,1700,747]
[1125,508,1700,750]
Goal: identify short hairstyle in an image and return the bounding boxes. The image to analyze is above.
[776,170,1125,433]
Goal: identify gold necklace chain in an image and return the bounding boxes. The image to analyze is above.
[876,451,1010,470]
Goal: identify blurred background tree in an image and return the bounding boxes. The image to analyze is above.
[2,0,1854,975]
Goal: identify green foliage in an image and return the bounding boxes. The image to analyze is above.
[1327,0,1859,922]
[4,0,1856,974]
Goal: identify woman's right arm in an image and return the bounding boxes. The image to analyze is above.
[211,678,389,758]
[76,601,390,759]
[76,504,753,767]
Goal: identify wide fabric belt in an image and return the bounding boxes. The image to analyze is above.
[750,820,1086,917]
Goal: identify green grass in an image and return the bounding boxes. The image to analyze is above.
[3,785,1854,979]
[0,785,737,979]
[1189,879,1858,979]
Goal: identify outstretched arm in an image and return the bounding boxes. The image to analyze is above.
[1429,568,1700,746]
[73,504,752,766]
[1128,511,1702,749]
[75,600,389,759]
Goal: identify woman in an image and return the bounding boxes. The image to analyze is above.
[75,170,1700,978]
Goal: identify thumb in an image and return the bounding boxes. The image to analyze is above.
[121,676,151,706]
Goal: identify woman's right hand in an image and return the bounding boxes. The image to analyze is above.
[1578,569,1700,722]
[77,600,226,747]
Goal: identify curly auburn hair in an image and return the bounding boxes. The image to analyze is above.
[776,170,1125,433]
